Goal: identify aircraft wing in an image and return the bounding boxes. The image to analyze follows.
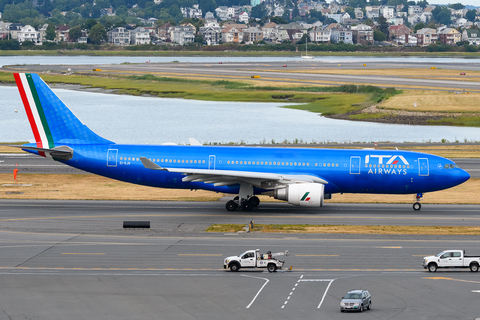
[140,157,328,188]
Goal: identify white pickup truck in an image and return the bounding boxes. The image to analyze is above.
[423,250,480,272]
[224,249,289,272]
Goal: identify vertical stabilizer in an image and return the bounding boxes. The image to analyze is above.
[14,73,113,147]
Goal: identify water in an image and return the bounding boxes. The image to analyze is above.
[2,85,479,144]
[1,55,479,68]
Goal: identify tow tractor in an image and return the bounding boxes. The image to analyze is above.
[224,249,289,272]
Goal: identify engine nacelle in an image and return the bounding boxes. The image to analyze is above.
[274,183,324,207]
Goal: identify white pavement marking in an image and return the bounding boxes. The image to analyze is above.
[472,290,480,293]
[282,274,303,309]
[241,274,269,309]
[317,279,335,309]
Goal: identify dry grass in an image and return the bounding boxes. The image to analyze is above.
[0,174,223,201]
[1,174,477,203]
[206,224,480,235]
[381,90,480,113]
[0,146,26,153]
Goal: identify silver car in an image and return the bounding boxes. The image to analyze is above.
[340,289,371,312]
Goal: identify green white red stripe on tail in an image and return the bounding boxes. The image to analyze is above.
[14,73,54,156]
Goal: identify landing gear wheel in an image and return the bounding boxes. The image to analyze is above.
[267,263,276,273]
[241,201,253,211]
[226,200,238,211]
[470,263,479,272]
[249,196,260,207]
[413,202,421,211]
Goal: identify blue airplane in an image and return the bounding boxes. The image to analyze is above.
[12,73,470,211]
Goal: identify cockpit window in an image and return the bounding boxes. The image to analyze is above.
[450,164,454,169]
[444,164,449,169]
[444,163,459,169]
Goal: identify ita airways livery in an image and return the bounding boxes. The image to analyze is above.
[13,73,470,211]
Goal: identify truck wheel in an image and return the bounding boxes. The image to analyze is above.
[367,301,371,310]
[470,263,479,272]
[230,263,240,272]
[428,263,437,272]
[359,304,364,312]
[267,263,276,273]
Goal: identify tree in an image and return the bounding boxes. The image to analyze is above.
[84,18,98,30]
[194,34,204,43]
[374,29,386,41]
[88,23,107,45]
[269,16,288,24]
[432,6,452,26]
[465,10,477,23]
[344,6,355,18]
[363,18,374,26]
[250,3,267,19]
[69,25,82,42]
[448,3,464,10]
[414,22,425,32]
[377,15,389,38]
[45,23,56,41]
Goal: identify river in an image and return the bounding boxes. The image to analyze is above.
[2,85,479,144]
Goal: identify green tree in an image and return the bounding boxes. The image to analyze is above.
[250,3,267,19]
[88,23,107,45]
[84,19,99,30]
[45,23,56,41]
[414,22,425,32]
[344,7,355,18]
[69,25,83,42]
[269,16,288,24]
[3,1,39,23]
[377,15,389,38]
[363,18,374,26]
[465,10,477,23]
[194,34,204,43]
[374,29,386,41]
[448,3,464,10]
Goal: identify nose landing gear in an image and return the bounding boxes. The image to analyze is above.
[413,193,423,211]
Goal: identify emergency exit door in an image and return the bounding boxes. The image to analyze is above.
[419,158,429,176]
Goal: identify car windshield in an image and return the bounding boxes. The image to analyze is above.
[436,251,446,257]
[344,293,361,299]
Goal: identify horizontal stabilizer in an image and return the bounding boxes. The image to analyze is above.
[9,145,73,160]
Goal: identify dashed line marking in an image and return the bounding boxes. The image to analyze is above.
[177,254,222,256]
[376,246,402,249]
[282,274,303,309]
[295,255,339,257]
[61,253,105,255]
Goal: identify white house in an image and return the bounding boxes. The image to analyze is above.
[130,27,150,44]
[17,25,39,44]
[107,27,130,45]
[238,11,249,23]
[380,6,395,19]
[171,26,195,45]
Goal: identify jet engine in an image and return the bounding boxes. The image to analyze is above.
[273,183,324,207]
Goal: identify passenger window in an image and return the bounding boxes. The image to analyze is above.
[453,252,461,257]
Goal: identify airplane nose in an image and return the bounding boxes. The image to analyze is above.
[458,169,470,184]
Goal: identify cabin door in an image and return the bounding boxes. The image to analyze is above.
[209,155,216,170]
[350,156,360,174]
[107,149,118,167]
[418,158,429,176]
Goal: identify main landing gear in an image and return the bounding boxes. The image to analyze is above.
[413,192,423,211]
[225,183,260,211]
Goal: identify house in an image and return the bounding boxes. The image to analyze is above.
[380,6,395,19]
[462,29,480,45]
[420,12,432,23]
[325,12,349,23]
[273,6,284,17]
[55,24,70,42]
[389,24,410,40]
[107,27,130,45]
[205,11,215,19]
[354,8,364,19]
[330,27,353,44]
[366,9,379,19]
[243,27,263,43]
[221,26,244,43]
[408,14,422,25]
[351,24,374,45]
[261,22,277,41]
[438,28,461,45]
[171,26,195,45]
[286,29,305,42]
[200,25,221,45]
[408,5,422,15]
[215,6,229,20]
[181,4,202,19]
[238,11,249,23]
[0,22,11,40]
[158,23,173,41]
[309,26,331,43]
[17,25,39,44]
[455,18,470,28]
[130,27,150,44]
[8,23,24,40]
[388,17,404,25]
[416,28,437,46]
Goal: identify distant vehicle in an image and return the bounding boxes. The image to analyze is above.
[340,289,371,312]
[223,249,289,272]
[423,250,480,272]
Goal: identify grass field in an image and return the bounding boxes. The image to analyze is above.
[205,224,480,235]
[381,90,480,113]
[1,173,478,204]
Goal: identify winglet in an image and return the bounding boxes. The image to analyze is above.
[140,157,167,170]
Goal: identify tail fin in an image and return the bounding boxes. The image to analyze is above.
[14,73,113,147]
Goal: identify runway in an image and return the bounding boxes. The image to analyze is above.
[6,59,480,91]
[0,200,480,319]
